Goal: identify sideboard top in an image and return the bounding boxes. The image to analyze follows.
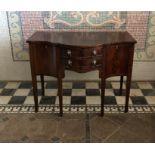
[27,31,137,47]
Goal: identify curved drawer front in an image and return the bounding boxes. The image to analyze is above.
[63,46,103,59]
[64,57,103,72]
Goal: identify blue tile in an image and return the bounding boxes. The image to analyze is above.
[131,82,139,89]
[113,89,126,96]
[0,82,7,88]
[104,96,117,105]
[19,81,32,89]
[72,82,85,89]
[0,89,16,96]
[28,89,42,96]
[86,89,100,96]
[63,89,72,96]
[71,96,86,105]
[141,89,155,96]
[46,81,57,89]
[8,96,26,104]
[40,96,56,104]
[131,96,148,105]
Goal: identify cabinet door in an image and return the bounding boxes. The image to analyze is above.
[105,44,131,77]
[29,43,58,77]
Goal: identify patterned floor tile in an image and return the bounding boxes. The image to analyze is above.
[63,89,72,96]
[55,96,71,105]
[141,89,155,96]
[0,89,16,96]
[8,96,26,104]
[105,89,115,96]
[46,81,57,89]
[111,82,126,89]
[72,81,85,89]
[0,81,155,113]
[130,96,148,105]
[24,96,41,105]
[71,96,86,105]
[62,82,72,89]
[72,89,86,96]
[130,89,143,96]
[86,96,100,105]
[40,96,56,104]
[113,89,126,96]
[86,89,100,96]
[63,96,71,105]
[130,82,139,89]
[86,82,99,89]
[5,82,20,89]
[115,96,133,105]
[0,96,12,104]
[45,89,58,96]
[145,96,155,105]
[0,81,7,88]
[104,96,117,105]
[14,89,30,96]
[137,82,153,89]
[19,81,32,89]
[28,89,42,96]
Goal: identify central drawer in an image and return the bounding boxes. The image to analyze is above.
[63,46,103,59]
[61,46,103,73]
[64,57,103,72]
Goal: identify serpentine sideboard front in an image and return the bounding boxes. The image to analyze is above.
[27,31,137,116]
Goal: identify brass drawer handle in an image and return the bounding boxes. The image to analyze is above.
[93,50,97,55]
[68,60,72,66]
[67,50,71,56]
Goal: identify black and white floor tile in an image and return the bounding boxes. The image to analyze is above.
[0,81,155,113]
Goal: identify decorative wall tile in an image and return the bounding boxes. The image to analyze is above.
[43,11,126,29]
[7,11,155,61]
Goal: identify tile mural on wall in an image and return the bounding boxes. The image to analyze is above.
[7,11,155,61]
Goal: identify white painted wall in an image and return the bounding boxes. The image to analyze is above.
[0,12,155,81]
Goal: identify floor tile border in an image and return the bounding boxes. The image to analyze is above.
[0,105,154,114]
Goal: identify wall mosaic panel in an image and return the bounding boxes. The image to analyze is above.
[7,11,155,61]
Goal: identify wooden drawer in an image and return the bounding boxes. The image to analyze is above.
[62,46,103,59]
[64,57,103,72]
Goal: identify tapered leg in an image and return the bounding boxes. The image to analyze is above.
[119,76,124,96]
[40,75,45,96]
[32,75,38,112]
[125,76,131,113]
[58,77,63,116]
[101,78,105,116]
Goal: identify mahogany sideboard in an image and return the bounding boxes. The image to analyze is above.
[27,31,137,116]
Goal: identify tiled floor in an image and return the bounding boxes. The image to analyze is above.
[0,81,155,142]
[0,113,155,142]
[0,81,155,113]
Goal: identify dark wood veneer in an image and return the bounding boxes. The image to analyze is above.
[27,31,136,116]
